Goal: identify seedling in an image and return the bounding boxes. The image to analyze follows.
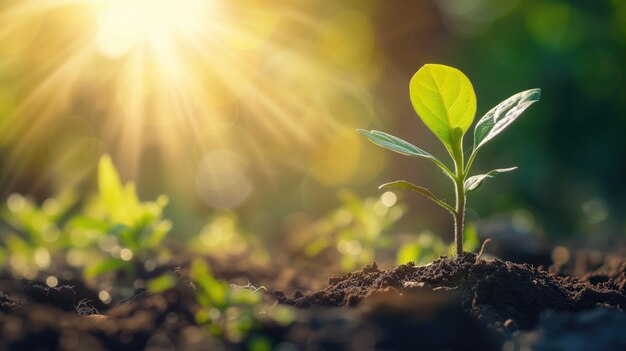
[70,155,172,281]
[191,259,262,342]
[0,190,77,278]
[359,64,540,256]
[191,259,295,346]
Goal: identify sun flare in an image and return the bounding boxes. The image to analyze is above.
[95,0,208,58]
[0,0,383,206]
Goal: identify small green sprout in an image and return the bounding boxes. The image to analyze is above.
[191,259,295,347]
[71,155,172,281]
[191,259,263,342]
[359,64,540,256]
[0,190,77,278]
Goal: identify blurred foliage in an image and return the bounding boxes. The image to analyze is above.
[0,190,77,279]
[0,154,173,294]
[146,272,178,294]
[301,189,404,271]
[70,155,172,281]
[191,259,294,345]
[396,223,480,265]
[188,211,269,267]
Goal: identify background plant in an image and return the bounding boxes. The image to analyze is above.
[69,155,172,283]
[299,189,405,271]
[396,223,479,265]
[0,190,77,279]
[360,64,540,256]
[190,259,294,347]
[188,210,270,267]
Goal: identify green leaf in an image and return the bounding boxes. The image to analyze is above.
[358,129,454,177]
[379,181,455,214]
[473,89,541,151]
[84,258,128,278]
[191,260,228,308]
[464,167,517,193]
[98,155,124,214]
[68,216,111,232]
[147,273,178,293]
[358,129,440,161]
[409,64,477,149]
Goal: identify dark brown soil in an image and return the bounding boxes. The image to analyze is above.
[2,251,626,350]
[0,280,203,351]
[276,253,626,330]
[0,290,22,312]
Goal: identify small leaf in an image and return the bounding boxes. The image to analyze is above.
[98,155,124,214]
[473,89,540,151]
[358,129,440,161]
[379,181,455,214]
[358,129,455,178]
[191,260,228,308]
[84,258,128,278]
[409,64,477,149]
[464,167,517,193]
[147,273,178,294]
[68,216,111,232]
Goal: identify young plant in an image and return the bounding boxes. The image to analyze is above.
[359,64,540,257]
[0,190,77,278]
[70,155,172,281]
[190,259,263,342]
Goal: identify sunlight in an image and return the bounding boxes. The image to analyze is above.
[0,0,384,205]
[95,0,207,58]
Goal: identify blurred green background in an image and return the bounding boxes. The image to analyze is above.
[1,0,625,255]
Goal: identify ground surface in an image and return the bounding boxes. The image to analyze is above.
[1,252,626,350]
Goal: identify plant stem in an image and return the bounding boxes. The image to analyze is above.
[453,176,465,257]
[451,138,466,257]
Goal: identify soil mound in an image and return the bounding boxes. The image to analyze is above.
[276,253,626,329]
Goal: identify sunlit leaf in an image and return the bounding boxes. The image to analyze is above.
[464,167,517,193]
[358,129,441,162]
[409,64,477,149]
[98,155,123,215]
[473,89,541,151]
[379,181,455,214]
[84,258,127,278]
[68,216,110,232]
[231,288,262,305]
[191,260,228,308]
[147,273,178,293]
[122,182,141,220]
[140,220,172,248]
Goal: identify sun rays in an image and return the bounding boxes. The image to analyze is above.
[0,0,384,207]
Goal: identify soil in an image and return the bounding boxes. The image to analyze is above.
[1,251,626,350]
[276,253,626,330]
